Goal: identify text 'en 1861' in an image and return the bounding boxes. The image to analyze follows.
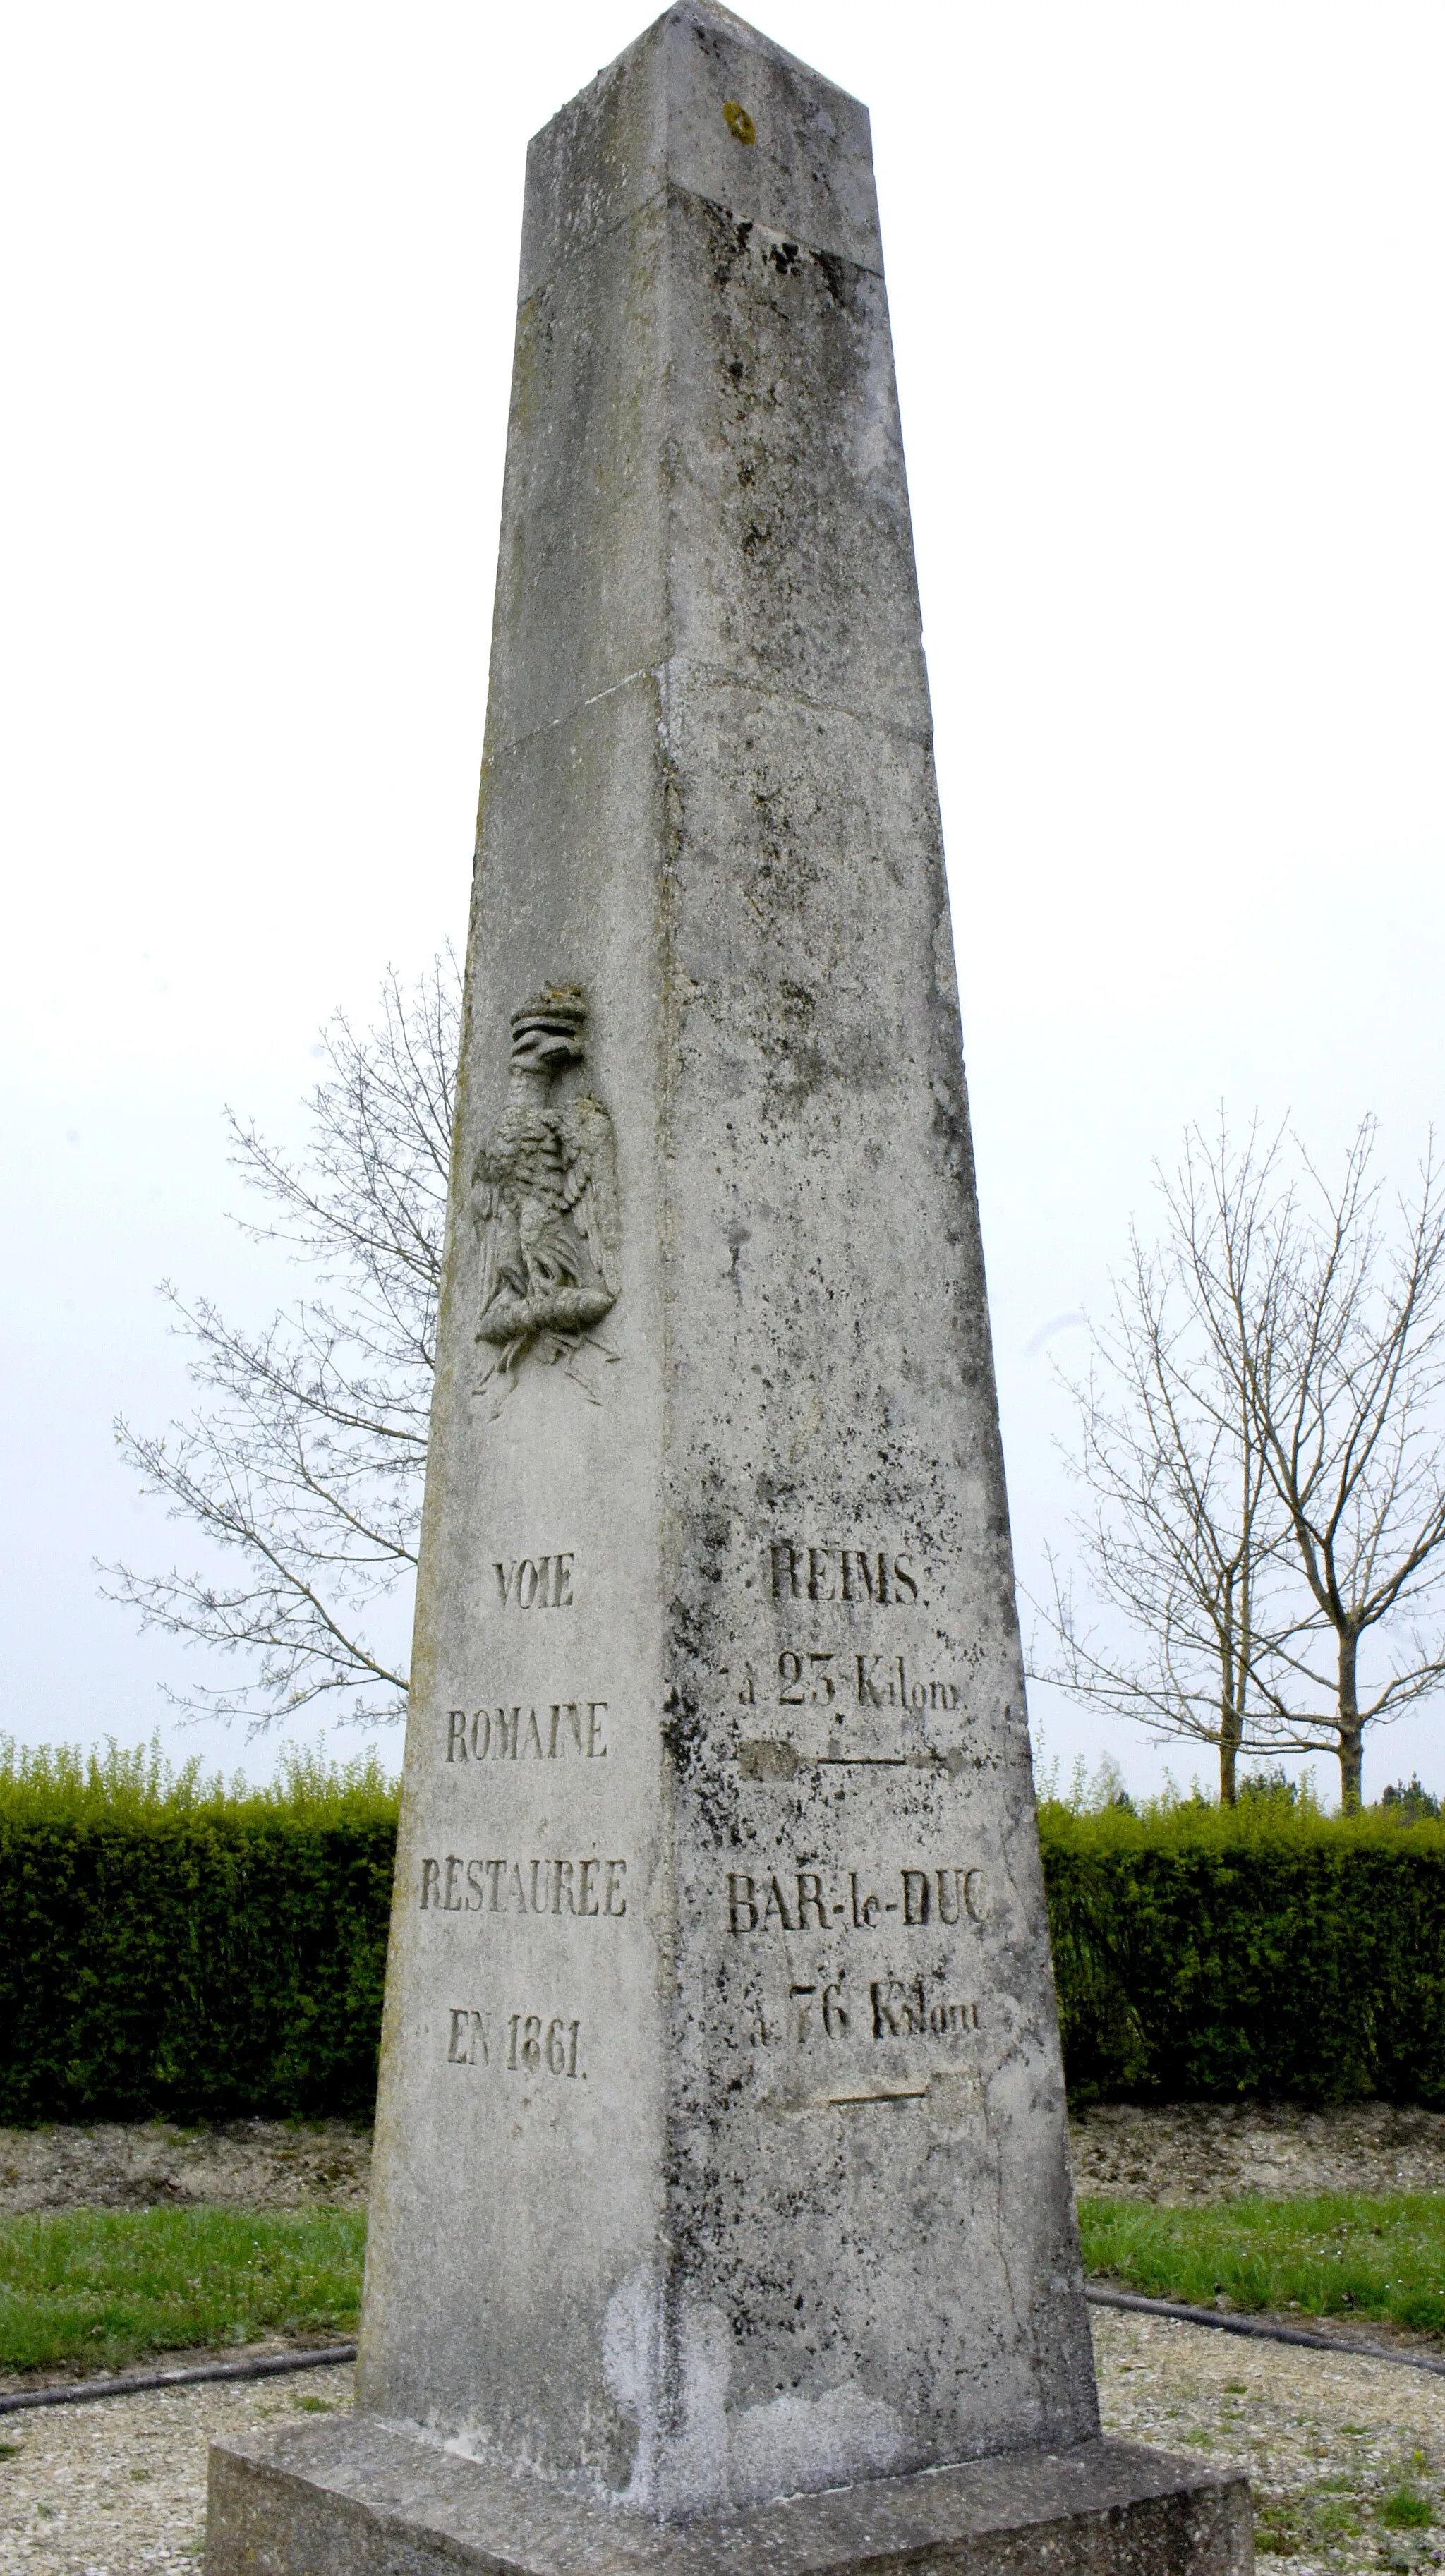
[447,2007,582,2074]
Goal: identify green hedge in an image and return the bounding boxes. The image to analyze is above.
[4,1742,1445,2120]
[0,1741,398,2124]
[1041,1801,1445,2107]
[0,1815,395,2124]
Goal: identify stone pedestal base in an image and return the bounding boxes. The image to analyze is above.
[205,2419,1252,2576]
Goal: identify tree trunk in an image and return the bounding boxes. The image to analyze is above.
[1219,1638,1242,1806]
[1338,1629,1362,1812]
[1219,1711,1240,1806]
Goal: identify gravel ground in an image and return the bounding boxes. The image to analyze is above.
[0,2126,369,2219]
[4,2321,1445,2572]
[6,2102,1442,2223]
[6,2107,1445,2569]
[1093,2306,1445,2570]
[1071,2103,1445,2205]
[0,2360,356,2573]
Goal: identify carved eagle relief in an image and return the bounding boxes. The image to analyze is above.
[472,987,620,1403]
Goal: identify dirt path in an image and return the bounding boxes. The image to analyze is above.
[1072,2102,1445,2204]
[6,2102,1444,2220]
[0,2123,370,2217]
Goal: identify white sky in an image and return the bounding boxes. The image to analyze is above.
[2,1,1442,1802]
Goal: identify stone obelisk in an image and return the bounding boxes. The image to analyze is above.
[207,10,1247,2569]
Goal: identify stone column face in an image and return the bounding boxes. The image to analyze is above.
[357,0,1098,2520]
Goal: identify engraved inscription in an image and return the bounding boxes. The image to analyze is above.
[446,2007,585,2076]
[726,1867,986,1930]
[871,1978,979,2040]
[446,1704,607,1761]
[507,2012,581,2076]
[420,1855,627,1916]
[447,2007,489,2063]
[473,987,620,1403]
[749,1971,979,2050]
[493,1555,574,1609]
[736,1734,965,1779]
[788,1978,849,2040]
[736,1648,979,1712]
[770,1542,918,1604]
[768,1650,963,1712]
[776,1651,837,1703]
[853,1655,964,1712]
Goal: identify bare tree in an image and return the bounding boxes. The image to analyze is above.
[101,954,459,1730]
[1237,1123,1445,1808]
[1032,1117,1445,1809]
[1029,1125,1305,1803]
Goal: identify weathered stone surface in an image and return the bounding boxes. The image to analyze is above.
[206,6,1248,2571]
[517,6,882,298]
[368,0,1084,2513]
[207,2419,1252,2576]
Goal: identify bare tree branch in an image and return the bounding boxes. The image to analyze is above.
[99,954,459,1731]
[1029,1114,1445,1806]
[1239,1122,1445,1805]
[1027,1120,1305,1801]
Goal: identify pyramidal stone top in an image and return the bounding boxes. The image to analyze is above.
[520,1,883,297]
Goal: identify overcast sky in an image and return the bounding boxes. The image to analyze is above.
[4,1,1442,1798]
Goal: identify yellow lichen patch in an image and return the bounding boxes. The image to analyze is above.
[722,99,756,145]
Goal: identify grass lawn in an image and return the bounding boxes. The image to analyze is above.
[11,2191,1445,2382]
[1079,2192,1445,2334]
[0,2207,366,2376]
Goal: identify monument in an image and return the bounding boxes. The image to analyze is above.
[207,8,1250,2570]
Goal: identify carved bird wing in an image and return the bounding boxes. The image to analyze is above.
[472,1175,502,1324]
[558,1094,621,1299]
[473,1131,527,1322]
